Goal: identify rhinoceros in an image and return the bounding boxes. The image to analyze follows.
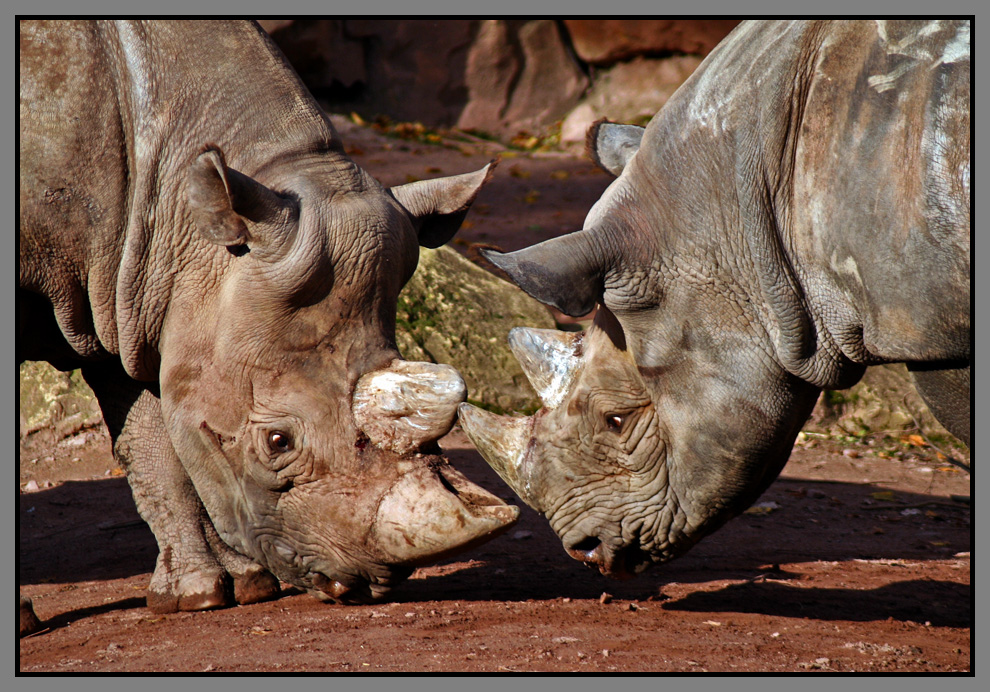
[19,19,518,635]
[459,20,969,579]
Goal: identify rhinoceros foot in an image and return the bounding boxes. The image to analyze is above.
[19,595,43,637]
[230,563,280,606]
[146,565,229,614]
[146,546,279,613]
[202,522,280,605]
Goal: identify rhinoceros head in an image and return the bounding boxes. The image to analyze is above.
[158,145,517,602]
[459,122,822,578]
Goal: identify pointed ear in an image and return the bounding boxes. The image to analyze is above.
[586,120,645,177]
[391,160,497,248]
[482,230,611,317]
[187,145,290,248]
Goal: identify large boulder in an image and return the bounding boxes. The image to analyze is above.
[343,19,477,126]
[19,361,101,440]
[559,55,703,143]
[396,246,554,414]
[807,364,965,448]
[562,19,740,65]
[262,19,587,139]
[457,20,589,138]
[260,19,738,142]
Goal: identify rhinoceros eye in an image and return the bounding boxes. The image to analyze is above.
[605,414,624,432]
[267,431,294,454]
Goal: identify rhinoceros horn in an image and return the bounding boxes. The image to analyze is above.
[352,360,467,456]
[373,461,520,566]
[507,327,583,409]
[353,358,520,563]
[457,403,539,511]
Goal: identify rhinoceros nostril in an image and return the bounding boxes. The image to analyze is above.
[565,536,646,580]
[567,536,602,561]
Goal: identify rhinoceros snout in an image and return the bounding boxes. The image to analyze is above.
[565,535,651,580]
[352,360,466,455]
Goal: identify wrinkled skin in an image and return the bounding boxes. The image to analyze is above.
[460,20,969,579]
[19,20,517,635]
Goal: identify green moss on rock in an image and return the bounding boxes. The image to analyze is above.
[806,363,964,448]
[19,361,101,438]
[396,246,555,413]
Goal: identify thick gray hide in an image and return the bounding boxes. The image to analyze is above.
[18,20,516,635]
[463,20,969,579]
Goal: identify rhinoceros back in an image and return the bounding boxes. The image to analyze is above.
[19,20,339,378]
[795,20,970,363]
[19,20,129,365]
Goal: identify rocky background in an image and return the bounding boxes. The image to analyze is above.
[258,19,740,145]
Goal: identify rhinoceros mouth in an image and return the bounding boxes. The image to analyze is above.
[291,454,519,605]
[565,537,652,580]
[306,569,409,604]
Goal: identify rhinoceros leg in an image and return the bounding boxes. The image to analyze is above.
[907,362,971,448]
[82,364,279,613]
[20,594,42,637]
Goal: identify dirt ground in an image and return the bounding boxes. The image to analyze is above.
[18,116,972,674]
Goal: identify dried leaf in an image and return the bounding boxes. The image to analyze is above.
[550,170,570,180]
[903,434,927,447]
[744,501,781,515]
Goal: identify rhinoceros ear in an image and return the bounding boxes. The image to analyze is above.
[391,161,497,248]
[187,146,288,249]
[586,120,645,177]
[482,231,610,317]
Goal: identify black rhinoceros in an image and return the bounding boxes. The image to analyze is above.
[19,19,517,635]
[460,20,969,579]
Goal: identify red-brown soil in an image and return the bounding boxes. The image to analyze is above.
[18,116,972,673]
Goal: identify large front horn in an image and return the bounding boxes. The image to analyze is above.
[373,461,520,566]
[508,328,583,408]
[457,403,540,511]
[481,230,611,318]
